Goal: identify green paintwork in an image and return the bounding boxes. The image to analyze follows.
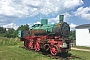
[41,19,48,25]
[31,15,64,34]
[59,15,64,23]
[18,30,21,37]
[31,24,55,33]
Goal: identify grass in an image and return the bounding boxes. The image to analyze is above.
[0,37,54,60]
[69,50,90,60]
[0,37,22,46]
[69,46,90,60]
[0,46,54,60]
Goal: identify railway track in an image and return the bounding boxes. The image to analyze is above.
[19,46,82,60]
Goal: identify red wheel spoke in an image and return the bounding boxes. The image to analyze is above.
[35,42,40,51]
[29,42,33,49]
[50,45,58,55]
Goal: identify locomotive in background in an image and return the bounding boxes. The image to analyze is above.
[18,15,71,56]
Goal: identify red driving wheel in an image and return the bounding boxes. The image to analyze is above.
[34,42,40,51]
[50,45,59,55]
[29,41,33,49]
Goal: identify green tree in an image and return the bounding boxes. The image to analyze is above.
[0,24,29,38]
[69,30,76,40]
[0,27,6,33]
[0,27,6,37]
[17,24,29,31]
[5,28,17,38]
[16,24,30,37]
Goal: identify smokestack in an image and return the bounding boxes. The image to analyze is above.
[41,19,48,25]
[59,15,64,23]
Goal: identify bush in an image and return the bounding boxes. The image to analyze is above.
[0,37,20,46]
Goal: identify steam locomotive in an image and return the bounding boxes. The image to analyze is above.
[18,15,71,56]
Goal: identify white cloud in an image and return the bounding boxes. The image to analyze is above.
[2,23,18,30]
[64,0,83,9]
[48,13,71,24]
[70,23,77,28]
[63,12,71,21]
[48,15,59,24]
[74,7,90,20]
[70,23,77,30]
[0,0,83,27]
[34,22,41,24]
[0,0,84,17]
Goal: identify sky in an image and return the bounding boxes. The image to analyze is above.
[0,0,90,30]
